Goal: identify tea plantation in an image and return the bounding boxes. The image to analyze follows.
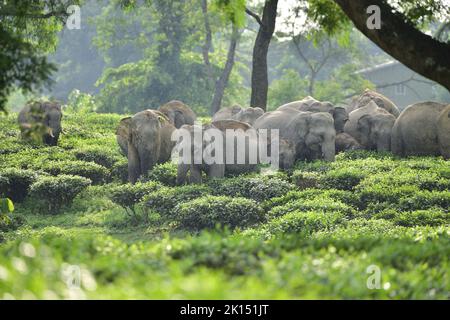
[0,110,448,299]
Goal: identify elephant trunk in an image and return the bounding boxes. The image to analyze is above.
[322,140,336,162]
[376,132,391,152]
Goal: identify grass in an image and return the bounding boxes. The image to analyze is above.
[0,110,449,299]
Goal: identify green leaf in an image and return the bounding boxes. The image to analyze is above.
[1,198,14,214]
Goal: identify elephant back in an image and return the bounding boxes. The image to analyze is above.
[437,105,450,159]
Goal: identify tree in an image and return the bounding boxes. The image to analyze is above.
[0,0,80,112]
[246,0,279,111]
[307,0,450,92]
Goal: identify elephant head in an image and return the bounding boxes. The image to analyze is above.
[289,112,336,162]
[357,112,395,151]
[233,107,264,125]
[42,102,63,146]
[158,100,197,129]
[331,107,348,133]
[278,139,296,169]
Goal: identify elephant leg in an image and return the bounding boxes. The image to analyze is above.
[128,142,141,184]
[177,163,189,185]
[189,165,202,184]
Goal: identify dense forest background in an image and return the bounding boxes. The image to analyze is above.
[4,0,450,115]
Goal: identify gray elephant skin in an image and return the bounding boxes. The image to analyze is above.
[344,100,395,152]
[18,101,63,146]
[158,100,197,129]
[335,133,363,153]
[391,101,447,157]
[212,106,264,125]
[348,89,400,117]
[254,108,336,162]
[176,124,226,185]
[212,105,243,122]
[277,97,348,133]
[122,110,176,183]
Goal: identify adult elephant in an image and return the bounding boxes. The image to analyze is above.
[391,102,447,157]
[212,105,243,122]
[437,105,450,159]
[232,107,264,125]
[175,124,225,184]
[126,110,176,183]
[254,109,336,162]
[211,119,295,172]
[18,101,63,146]
[158,100,196,129]
[344,101,396,152]
[277,99,348,133]
[349,89,400,117]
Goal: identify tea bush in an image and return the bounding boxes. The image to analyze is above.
[318,167,366,190]
[372,208,449,227]
[0,168,39,202]
[109,181,161,212]
[73,146,120,168]
[209,176,295,202]
[37,160,110,185]
[29,175,91,214]
[269,197,356,218]
[146,162,178,186]
[144,185,212,218]
[174,196,264,231]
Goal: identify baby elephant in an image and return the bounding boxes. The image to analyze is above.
[18,101,63,146]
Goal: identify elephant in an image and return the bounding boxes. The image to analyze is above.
[391,102,447,157]
[254,108,336,162]
[116,117,131,156]
[277,99,348,133]
[158,100,197,129]
[437,105,450,159]
[335,133,363,153]
[349,89,400,117]
[212,105,243,122]
[18,101,63,146]
[126,110,176,183]
[344,100,395,152]
[232,107,264,125]
[175,124,225,184]
[212,119,296,170]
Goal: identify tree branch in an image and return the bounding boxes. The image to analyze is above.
[333,0,450,91]
[245,7,264,28]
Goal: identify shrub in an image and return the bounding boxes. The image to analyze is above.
[319,167,366,191]
[209,176,295,202]
[372,208,449,227]
[264,189,361,211]
[29,175,91,214]
[146,162,178,186]
[110,159,129,183]
[358,185,419,208]
[336,150,395,161]
[38,160,110,185]
[397,191,450,211]
[0,168,38,202]
[269,197,355,218]
[174,196,264,231]
[291,171,321,189]
[109,181,161,213]
[144,185,212,217]
[264,210,346,235]
[73,147,119,168]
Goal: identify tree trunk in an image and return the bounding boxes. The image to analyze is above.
[211,26,240,115]
[249,0,278,111]
[334,0,450,91]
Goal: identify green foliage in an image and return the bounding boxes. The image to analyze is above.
[319,167,366,191]
[268,69,308,109]
[0,169,38,203]
[174,196,264,231]
[372,209,449,227]
[145,185,212,218]
[146,162,178,186]
[110,182,161,212]
[209,176,295,202]
[29,175,91,214]
[38,160,110,185]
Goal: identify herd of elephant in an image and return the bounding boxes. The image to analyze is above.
[17,89,450,185]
